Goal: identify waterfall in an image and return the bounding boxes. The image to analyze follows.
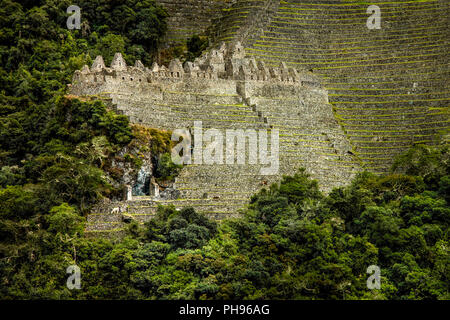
[132,167,151,196]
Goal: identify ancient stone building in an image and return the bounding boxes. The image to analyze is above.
[70,0,449,235]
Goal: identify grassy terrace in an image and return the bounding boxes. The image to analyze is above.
[160,0,233,44]
[241,0,449,173]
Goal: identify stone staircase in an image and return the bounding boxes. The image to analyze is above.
[86,80,276,234]
[209,0,280,45]
[82,0,449,235]
[85,78,358,235]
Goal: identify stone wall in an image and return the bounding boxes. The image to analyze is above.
[243,0,450,174]
[156,0,232,46]
[74,0,449,235]
[71,42,358,235]
[71,42,322,97]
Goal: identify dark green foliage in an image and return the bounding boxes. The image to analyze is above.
[0,186,37,221]
[392,144,449,190]
[1,142,449,300]
[46,203,84,236]
[0,0,448,301]
[144,206,217,250]
[154,153,182,182]
[0,0,167,299]
[0,0,164,214]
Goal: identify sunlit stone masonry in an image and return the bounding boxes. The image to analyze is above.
[69,41,359,234]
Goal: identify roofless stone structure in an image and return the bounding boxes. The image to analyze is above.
[73,0,448,235]
[70,42,359,234]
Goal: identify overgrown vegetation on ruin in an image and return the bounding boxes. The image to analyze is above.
[1,143,449,299]
[0,0,448,300]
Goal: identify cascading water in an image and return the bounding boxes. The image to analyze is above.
[132,167,151,196]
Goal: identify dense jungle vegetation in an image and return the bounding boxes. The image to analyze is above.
[0,0,448,300]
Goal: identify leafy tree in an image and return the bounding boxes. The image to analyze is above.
[154,152,182,182]
[0,0,448,302]
[186,35,208,61]
[46,203,84,236]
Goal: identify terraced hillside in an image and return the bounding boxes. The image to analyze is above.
[158,0,449,173]
[71,46,359,234]
[73,0,449,235]
[241,0,449,174]
[209,0,280,43]
[85,85,274,234]
[158,0,280,46]
[157,0,231,46]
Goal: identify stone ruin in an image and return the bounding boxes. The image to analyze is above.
[70,42,359,235]
[71,42,322,96]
